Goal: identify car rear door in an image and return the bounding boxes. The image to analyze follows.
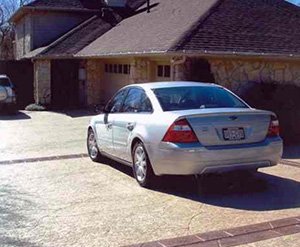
[112,88,153,162]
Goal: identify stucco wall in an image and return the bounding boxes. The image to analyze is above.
[34,60,51,105]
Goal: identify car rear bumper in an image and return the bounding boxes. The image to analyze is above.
[146,137,283,176]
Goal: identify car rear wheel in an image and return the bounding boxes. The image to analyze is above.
[132,142,155,188]
[87,129,104,162]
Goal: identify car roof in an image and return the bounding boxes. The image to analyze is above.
[131,81,220,90]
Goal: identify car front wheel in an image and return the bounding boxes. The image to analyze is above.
[132,142,156,188]
[87,129,104,162]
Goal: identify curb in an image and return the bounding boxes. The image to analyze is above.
[125,216,300,247]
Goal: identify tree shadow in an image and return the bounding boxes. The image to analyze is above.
[0,184,42,247]
[283,145,300,159]
[0,111,31,121]
[51,109,97,118]
[101,159,300,211]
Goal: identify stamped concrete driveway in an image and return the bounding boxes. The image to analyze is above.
[0,111,300,247]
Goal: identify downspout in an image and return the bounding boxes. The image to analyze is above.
[171,56,187,81]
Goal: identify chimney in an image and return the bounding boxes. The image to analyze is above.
[104,0,126,8]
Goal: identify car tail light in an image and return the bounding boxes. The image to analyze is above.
[267,115,280,137]
[162,118,198,143]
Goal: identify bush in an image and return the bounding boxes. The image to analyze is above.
[25,103,47,111]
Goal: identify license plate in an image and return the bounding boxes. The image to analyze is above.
[223,128,245,141]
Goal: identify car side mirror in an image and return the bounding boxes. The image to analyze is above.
[94,104,106,114]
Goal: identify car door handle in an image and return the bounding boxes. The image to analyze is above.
[126,123,135,131]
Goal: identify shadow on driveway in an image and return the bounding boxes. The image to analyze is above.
[283,145,300,160]
[102,159,300,212]
[51,109,97,118]
[0,112,31,121]
[0,184,42,247]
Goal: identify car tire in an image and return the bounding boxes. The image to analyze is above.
[132,141,155,188]
[87,128,104,162]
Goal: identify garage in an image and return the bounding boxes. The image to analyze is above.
[102,61,131,101]
[51,59,81,109]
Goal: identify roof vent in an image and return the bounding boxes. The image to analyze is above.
[105,0,126,7]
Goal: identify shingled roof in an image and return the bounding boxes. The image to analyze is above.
[77,0,219,57]
[26,0,146,11]
[39,15,116,57]
[75,0,300,58]
[26,0,104,10]
[171,0,300,56]
[33,0,147,58]
[35,0,300,59]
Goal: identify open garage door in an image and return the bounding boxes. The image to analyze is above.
[51,60,80,109]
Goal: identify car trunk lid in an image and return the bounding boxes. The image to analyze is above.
[179,108,271,146]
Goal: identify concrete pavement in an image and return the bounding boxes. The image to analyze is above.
[0,111,299,247]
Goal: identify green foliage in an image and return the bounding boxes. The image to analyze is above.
[25,103,47,111]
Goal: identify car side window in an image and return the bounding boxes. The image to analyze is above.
[122,88,153,113]
[105,89,128,113]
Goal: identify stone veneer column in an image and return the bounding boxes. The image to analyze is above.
[171,56,192,81]
[130,58,150,83]
[34,59,51,105]
[86,60,103,106]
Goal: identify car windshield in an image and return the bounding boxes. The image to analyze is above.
[0,78,11,87]
[153,86,248,111]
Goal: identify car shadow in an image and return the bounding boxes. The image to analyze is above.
[283,145,300,159]
[0,111,31,120]
[101,159,300,211]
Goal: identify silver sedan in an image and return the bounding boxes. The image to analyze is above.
[87,82,283,187]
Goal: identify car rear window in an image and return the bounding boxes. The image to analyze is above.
[153,86,248,111]
[0,78,11,87]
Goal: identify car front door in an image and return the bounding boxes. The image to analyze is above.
[95,88,128,155]
[112,88,153,162]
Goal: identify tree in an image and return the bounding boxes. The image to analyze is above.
[0,0,33,59]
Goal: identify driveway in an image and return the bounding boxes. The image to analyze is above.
[0,111,299,247]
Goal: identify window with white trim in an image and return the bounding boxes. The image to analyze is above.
[157,65,171,78]
[105,63,131,74]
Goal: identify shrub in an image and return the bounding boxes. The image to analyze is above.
[25,103,47,111]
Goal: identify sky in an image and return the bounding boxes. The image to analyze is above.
[287,0,300,5]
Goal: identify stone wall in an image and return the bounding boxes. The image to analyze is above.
[86,60,104,106]
[208,57,300,92]
[130,58,150,83]
[34,60,51,105]
[208,57,300,143]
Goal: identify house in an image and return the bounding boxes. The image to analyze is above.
[10,0,300,140]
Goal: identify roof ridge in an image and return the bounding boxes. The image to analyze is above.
[168,0,224,53]
[38,15,99,57]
